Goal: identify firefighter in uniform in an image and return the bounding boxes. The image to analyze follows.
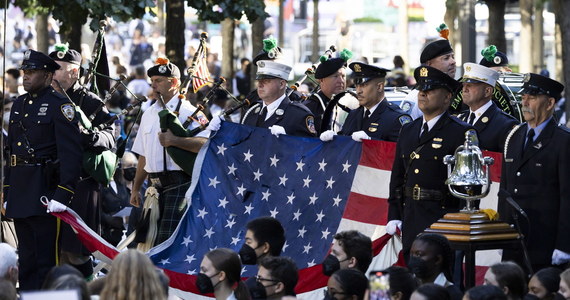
[320,62,411,142]
[386,66,475,257]
[238,60,317,138]
[49,44,116,278]
[3,49,82,290]
[499,73,570,272]
[458,63,519,152]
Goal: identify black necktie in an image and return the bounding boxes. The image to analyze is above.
[524,129,535,152]
[363,109,370,123]
[420,122,429,140]
[256,106,267,126]
[468,112,476,125]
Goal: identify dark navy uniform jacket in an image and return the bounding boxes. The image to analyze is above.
[5,86,82,218]
[458,102,519,152]
[302,91,329,133]
[242,96,317,138]
[339,99,411,142]
[388,112,474,252]
[499,119,570,268]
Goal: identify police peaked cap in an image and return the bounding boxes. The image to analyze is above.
[147,58,181,78]
[348,62,389,85]
[315,58,347,79]
[520,73,564,100]
[49,48,82,66]
[479,50,509,68]
[414,65,461,92]
[20,49,60,72]
[420,39,454,64]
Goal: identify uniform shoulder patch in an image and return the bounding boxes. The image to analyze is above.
[61,103,76,121]
[399,115,412,125]
[305,115,317,134]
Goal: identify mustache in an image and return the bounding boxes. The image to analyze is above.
[521,107,534,114]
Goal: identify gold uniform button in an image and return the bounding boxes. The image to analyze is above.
[414,169,419,174]
[17,142,21,146]
[434,156,438,160]
[24,113,28,117]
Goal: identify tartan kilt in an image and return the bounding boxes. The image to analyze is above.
[154,172,191,245]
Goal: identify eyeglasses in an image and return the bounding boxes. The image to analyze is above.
[255,275,280,284]
[323,288,349,298]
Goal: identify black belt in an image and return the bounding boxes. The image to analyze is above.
[148,170,190,188]
[404,186,445,201]
[10,155,53,167]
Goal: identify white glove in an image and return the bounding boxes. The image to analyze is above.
[320,130,336,142]
[47,200,67,213]
[2,201,6,210]
[269,125,286,137]
[386,220,402,235]
[351,131,371,142]
[206,115,224,132]
[552,249,570,265]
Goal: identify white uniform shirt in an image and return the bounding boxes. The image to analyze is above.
[131,94,210,173]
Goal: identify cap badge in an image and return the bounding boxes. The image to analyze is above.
[465,65,471,72]
[24,50,31,60]
[523,73,531,83]
[57,51,65,59]
[493,56,502,64]
[420,67,428,77]
[259,61,265,68]
[353,64,361,72]
[158,65,167,74]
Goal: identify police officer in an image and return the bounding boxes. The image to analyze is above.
[302,52,351,133]
[386,66,474,257]
[48,44,116,278]
[320,62,411,142]
[239,60,317,138]
[499,73,570,272]
[458,63,519,152]
[400,38,457,119]
[130,57,209,246]
[4,50,82,290]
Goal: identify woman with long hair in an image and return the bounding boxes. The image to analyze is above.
[197,248,250,300]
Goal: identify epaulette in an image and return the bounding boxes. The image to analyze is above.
[289,100,312,113]
[556,124,570,134]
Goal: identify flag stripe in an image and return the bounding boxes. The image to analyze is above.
[344,193,388,226]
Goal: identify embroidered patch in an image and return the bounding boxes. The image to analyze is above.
[196,111,209,125]
[61,103,75,121]
[399,115,412,125]
[306,116,316,134]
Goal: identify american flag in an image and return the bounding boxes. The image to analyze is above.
[55,122,503,299]
[192,45,210,93]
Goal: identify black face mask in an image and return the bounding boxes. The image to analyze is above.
[248,280,268,299]
[123,167,136,181]
[239,244,259,265]
[195,272,219,294]
[322,254,348,276]
[407,256,431,279]
[323,290,335,300]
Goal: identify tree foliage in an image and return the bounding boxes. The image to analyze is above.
[186,0,267,23]
[14,0,155,33]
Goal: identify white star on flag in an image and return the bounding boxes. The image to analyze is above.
[227,164,237,175]
[296,160,305,171]
[225,218,236,229]
[303,242,313,254]
[303,175,312,187]
[204,227,215,238]
[208,176,220,188]
[293,209,302,221]
[309,193,319,205]
[184,255,196,264]
[159,258,170,265]
[181,236,193,246]
[316,210,325,222]
[236,184,246,196]
[262,189,271,201]
[342,160,352,173]
[231,236,241,246]
[287,192,296,204]
[218,197,229,208]
[326,176,335,189]
[243,150,253,162]
[321,228,331,239]
[216,143,227,155]
[244,203,254,215]
[318,158,327,171]
[270,154,280,167]
[298,226,307,238]
[279,174,288,186]
[333,194,343,207]
[197,207,208,219]
[253,169,263,181]
[269,207,279,218]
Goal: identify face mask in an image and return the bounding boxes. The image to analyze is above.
[407,256,431,279]
[195,272,219,294]
[248,280,268,299]
[239,244,259,265]
[323,290,335,300]
[322,254,348,276]
[123,167,136,181]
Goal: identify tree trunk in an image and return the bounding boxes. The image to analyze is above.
[165,0,186,73]
[554,15,563,82]
[278,0,284,48]
[59,17,83,52]
[532,1,544,73]
[519,0,533,73]
[156,0,166,35]
[398,0,409,72]
[251,15,265,89]
[221,18,235,81]
[35,13,49,53]
[311,0,319,62]
[444,0,458,50]
[485,0,507,52]
[553,0,570,123]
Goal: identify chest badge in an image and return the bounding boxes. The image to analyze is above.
[481,116,489,123]
[432,137,443,149]
[368,123,378,133]
[38,106,48,116]
[275,109,284,116]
